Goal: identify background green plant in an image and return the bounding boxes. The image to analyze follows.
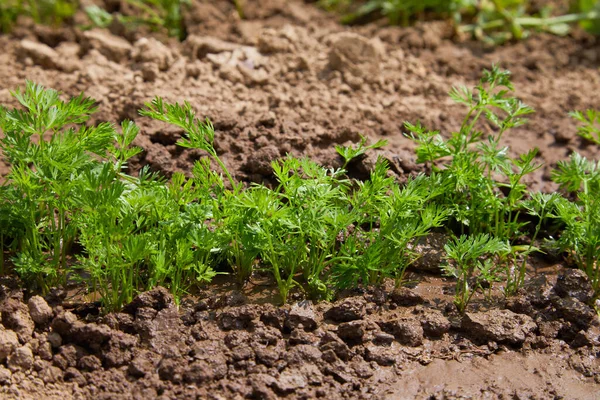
[578,0,600,33]
[85,0,190,39]
[320,0,600,43]
[0,0,78,33]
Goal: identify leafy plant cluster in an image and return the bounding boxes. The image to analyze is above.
[0,81,446,311]
[1,0,598,44]
[85,0,247,38]
[1,67,599,314]
[320,0,600,44]
[0,0,78,33]
[85,0,191,40]
[571,109,600,145]
[407,65,600,311]
[0,0,192,39]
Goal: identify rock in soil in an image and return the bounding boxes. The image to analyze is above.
[81,29,133,63]
[409,232,448,273]
[286,301,318,331]
[336,321,366,344]
[420,309,451,338]
[123,286,174,314]
[461,309,537,345]
[0,326,19,362]
[553,297,598,327]
[327,32,384,79]
[554,269,595,303]
[324,297,367,322]
[7,345,33,372]
[390,287,425,306]
[0,298,34,343]
[27,295,53,325]
[380,318,424,347]
[132,37,174,71]
[0,366,11,384]
[18,40,61,70]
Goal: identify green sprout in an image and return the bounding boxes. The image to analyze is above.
[570,109,600,146]
[443,233,510,313]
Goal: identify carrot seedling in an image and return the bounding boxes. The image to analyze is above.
[443,233,510,313]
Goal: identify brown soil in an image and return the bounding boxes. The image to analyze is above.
[0,0,599,398]
[1,0,600,189]
[0,268,599,400]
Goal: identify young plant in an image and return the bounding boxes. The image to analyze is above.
[504,192,559,296]
[443,233,510,313]
[221,186,279,286]
[271,156,352,300]
[407,65,537,243]
[332,164,449,289]
[570,109,600,145]
[74,158,145,311]
[0,81,115,292]
[0,185,25,276]
[550,153,600,295]
[335,134,387,169]
[140,97,239,193]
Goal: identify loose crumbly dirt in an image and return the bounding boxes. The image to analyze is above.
[0,0,599,398]
[1,0,600,189]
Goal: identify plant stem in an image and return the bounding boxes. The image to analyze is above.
[234,0,245,19]
[211,153,238,194]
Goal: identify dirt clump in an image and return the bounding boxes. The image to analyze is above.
[0,279,596,399]
[461,309,537,345]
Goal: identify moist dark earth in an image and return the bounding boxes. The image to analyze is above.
[0,0,599,398]
[0,271,599,399]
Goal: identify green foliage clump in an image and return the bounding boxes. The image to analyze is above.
[0,82,117,293]
[85,0,190,40]
[0,82,218,310]
[405,65,599,306]
[570,109,600,145]
[1,66,599,313]
[407,65,537,242]
[0,81,446,308]
[550,153,600,293]
[140,99,447,303]
[320,0,600,44]
[442,233,509,313]
[0,0,78,33]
